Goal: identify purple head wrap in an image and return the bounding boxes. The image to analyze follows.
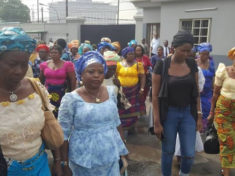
[121,47,134,58]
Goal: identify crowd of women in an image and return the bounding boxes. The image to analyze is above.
[0,26,234,176]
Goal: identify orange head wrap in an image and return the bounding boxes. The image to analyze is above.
[228,47,235,60]
[112,41,121,53]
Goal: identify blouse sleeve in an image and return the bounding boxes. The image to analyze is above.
[39,62,47,72]
[214,63,226,87]
[108,86,121,127]
[114,113,121,127]
[116,62,121,75]
[58,93,75,140]
[137,62,145,75]
[65,61,75,73]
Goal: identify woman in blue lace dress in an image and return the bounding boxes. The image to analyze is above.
[196,43,215,132]
[58,51,128,176]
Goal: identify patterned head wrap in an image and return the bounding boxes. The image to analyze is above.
[112,41,121,53]
[197,43,212,53]
[84,40,91,44]
[121,46,134,58]
[0,27,36,54]
[103,51,120,66]
[69,40,79,49]
[36,44,49,52]
[74,51,108,80]
[172,30,194,48]
[78,43,93,55]
[101,37,111,43]
[128,40,137,47]
[228,47,235,60]
[98,42,115,52]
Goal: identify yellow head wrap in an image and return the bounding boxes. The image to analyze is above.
[228,47,235,60]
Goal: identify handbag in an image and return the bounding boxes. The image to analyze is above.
[204,124,220,154]
[0,147,7,176]
[117,87,132,110]
[29,78,64,150]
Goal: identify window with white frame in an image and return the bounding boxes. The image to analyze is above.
[179,19,211,46]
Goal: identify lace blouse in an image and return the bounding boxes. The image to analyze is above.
[215,63,235,99]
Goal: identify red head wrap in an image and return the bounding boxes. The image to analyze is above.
[36,44,49,52]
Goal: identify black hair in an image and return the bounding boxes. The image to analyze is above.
[157,46,164,50]
[50,45,63,55]
[56,38,67,49]
[172,30,194,48]
[135,44,145,56]
[92,44,97,50]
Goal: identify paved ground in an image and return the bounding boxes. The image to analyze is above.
[47,100,235,175]
[125,104,235,176]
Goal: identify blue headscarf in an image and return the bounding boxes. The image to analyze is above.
[98,42,115,52]
[74,51,108,81]
[128,40,137,47]
[0,27,36,54]
[121,46,134,58]
[78,43,93,55]
[197,43,212,53]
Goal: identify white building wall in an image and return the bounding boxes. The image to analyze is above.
[0,18,85,43]
[49,0,117,24]
[44,24,68,41]
[143,7,161,24]
[134,15,144,44]
[160,0,235,56]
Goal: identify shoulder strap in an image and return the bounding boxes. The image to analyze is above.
[159,57,171,98]
[161,57,171,77]
[28,78,48,111]
[161,59,166,77]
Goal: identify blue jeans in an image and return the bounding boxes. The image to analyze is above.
[161,106,196,176]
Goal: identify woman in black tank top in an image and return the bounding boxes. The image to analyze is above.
[152,31,202,176]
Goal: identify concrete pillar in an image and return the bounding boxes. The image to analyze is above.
[134,15,143,44]
[66,17,85,42]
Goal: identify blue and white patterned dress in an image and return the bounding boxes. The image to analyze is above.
[58,86,128,176]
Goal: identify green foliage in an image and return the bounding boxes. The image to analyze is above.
[0,0,30,23]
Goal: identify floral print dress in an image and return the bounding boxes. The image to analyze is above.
[214,63,235,168]
[58,86,128,176]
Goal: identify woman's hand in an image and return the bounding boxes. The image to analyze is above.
[196,118,203,132]
[154,123,164,140]
[52,161,63,176]
[139,89,144,97]
[63,165,73,176]
[207,113,214,124]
